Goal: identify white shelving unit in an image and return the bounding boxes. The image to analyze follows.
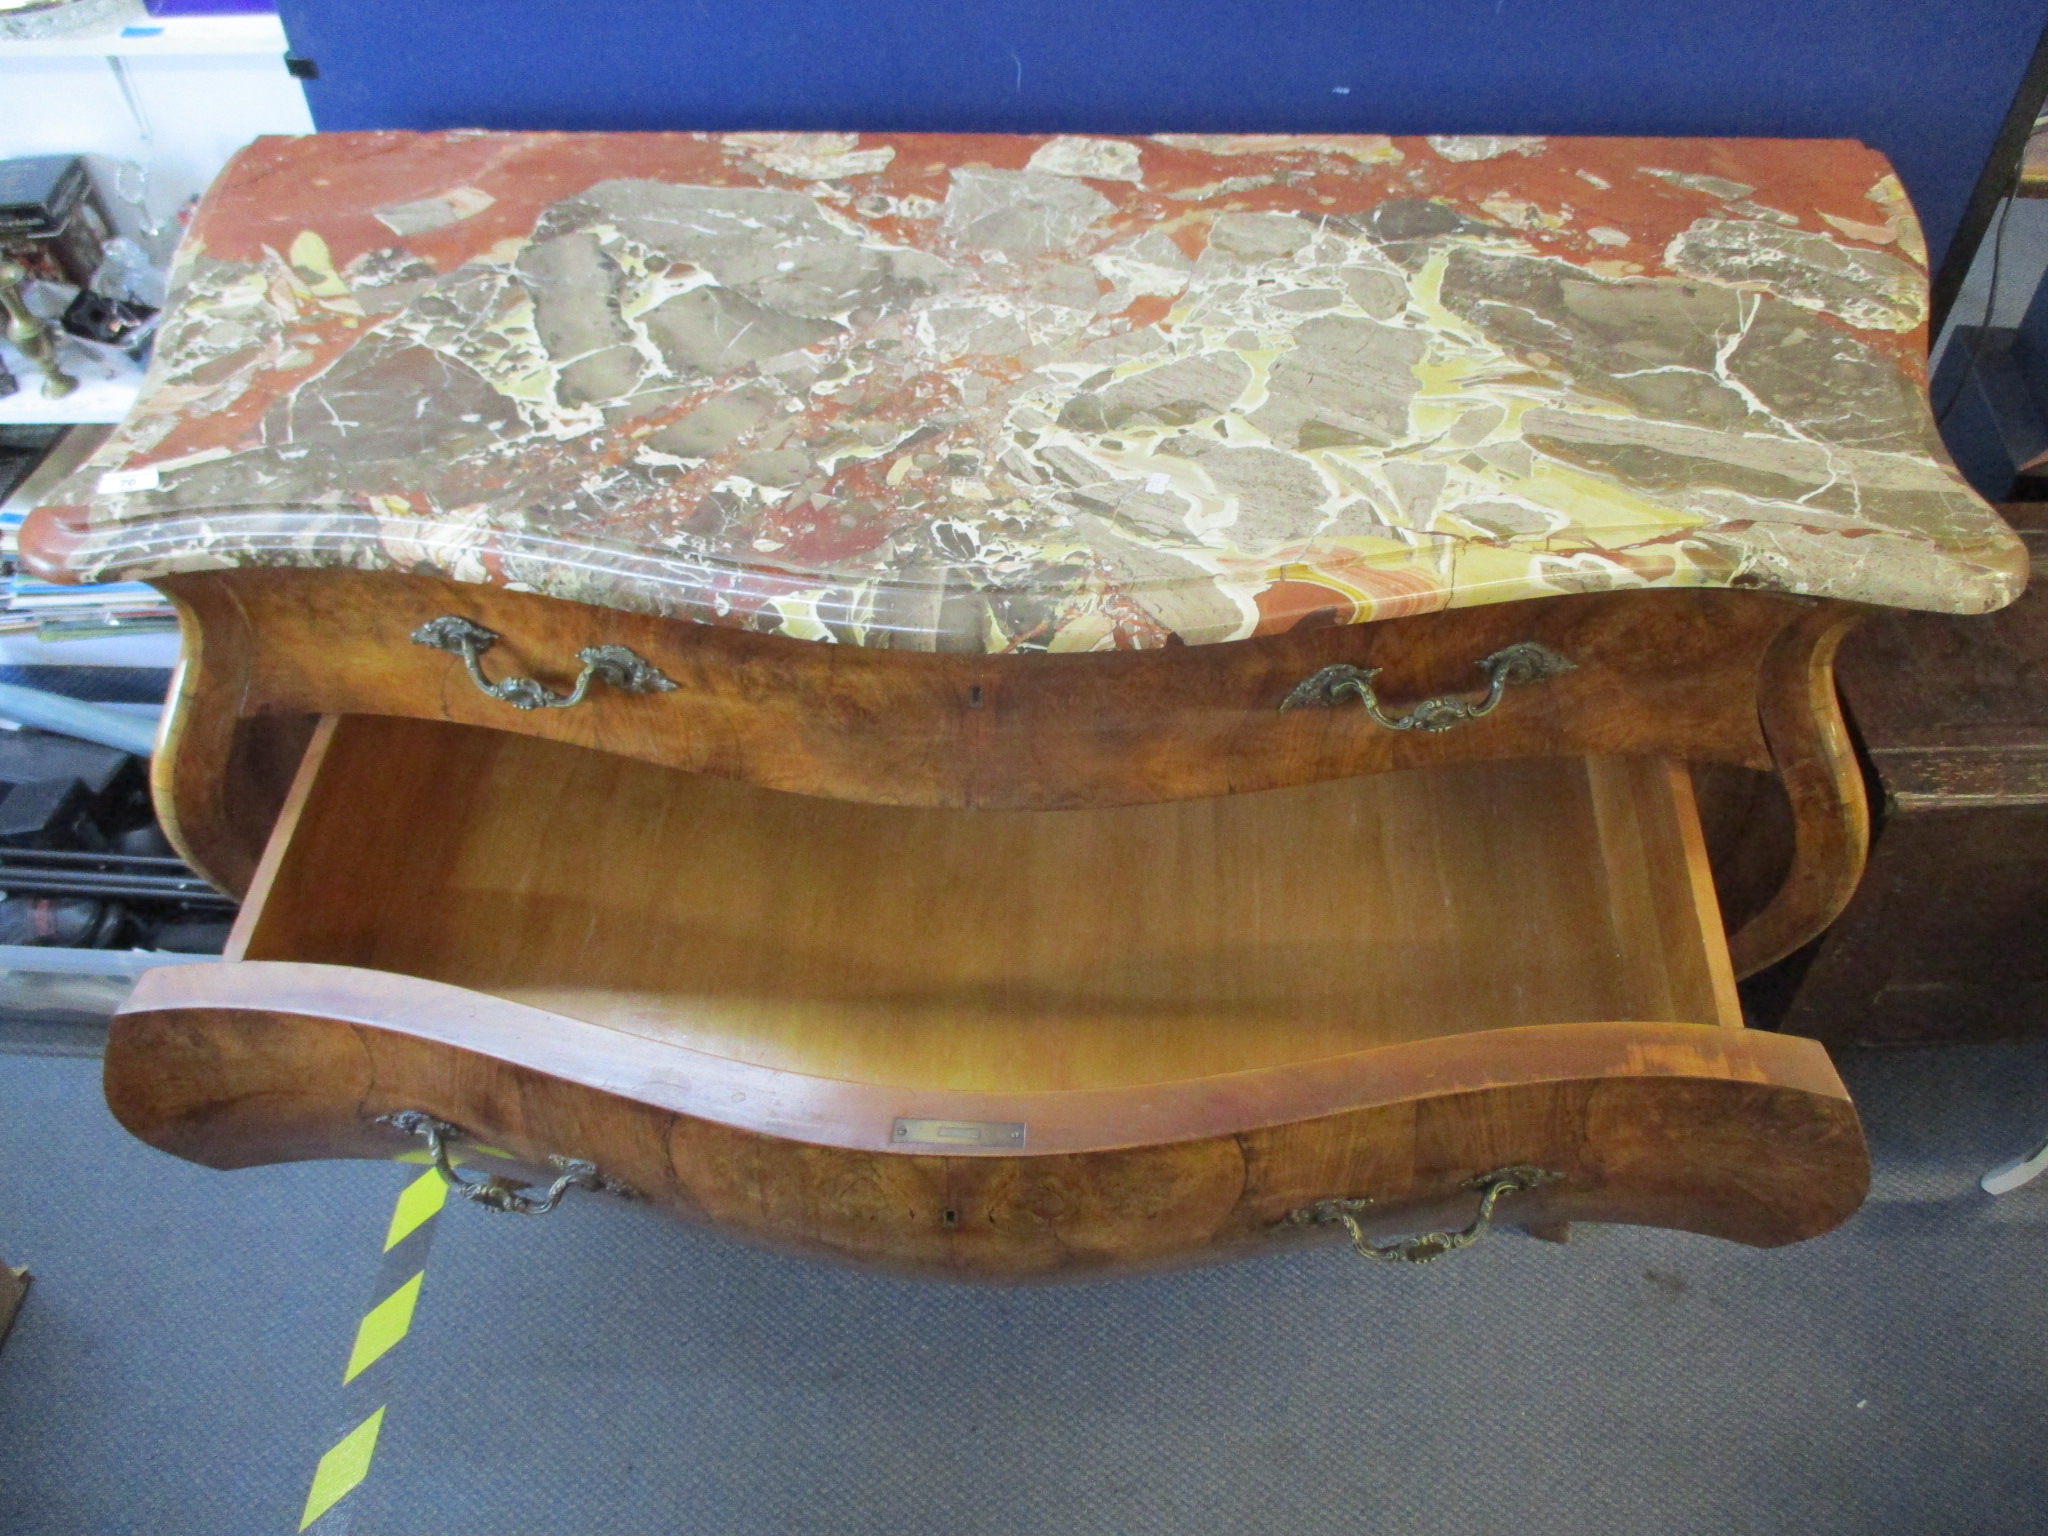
[0,9,311,427]
[0,9,299,670]
[0,336,143,426]
[0,10,287,58]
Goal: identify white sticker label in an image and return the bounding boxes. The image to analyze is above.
[96,468,161,495]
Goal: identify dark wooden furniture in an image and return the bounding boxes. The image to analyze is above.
[19,130,2029,1278]
[1782,504,2048,1046]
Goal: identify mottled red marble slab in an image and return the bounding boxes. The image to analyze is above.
[24,131,2025,651]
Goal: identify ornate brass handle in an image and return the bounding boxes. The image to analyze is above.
[1283,1166,1560,1263]
[1280,643,1574,732]
[411,615,678,711]
[378,1111,638,1215]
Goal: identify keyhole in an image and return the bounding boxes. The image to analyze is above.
[967,685,984,708]
[942,1209,959,1228]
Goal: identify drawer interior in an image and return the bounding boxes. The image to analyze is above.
[229,715,1740,1092]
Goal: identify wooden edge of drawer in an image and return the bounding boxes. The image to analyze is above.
[111,961,1850,1159]
[105,961,1870,1272]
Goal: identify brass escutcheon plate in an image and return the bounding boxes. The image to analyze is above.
[891,1118,1027,1149]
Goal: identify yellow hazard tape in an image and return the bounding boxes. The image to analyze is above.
[298,1137,517,1526]
[300,1406,384,1530]
[384,1167,448,1251]
[343,1271,424,1384]
[299,1157,458,1529]
[397,1143,514,1168]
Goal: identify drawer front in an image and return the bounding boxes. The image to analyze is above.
[163,567,1797,816]
[108,973,1867,1279]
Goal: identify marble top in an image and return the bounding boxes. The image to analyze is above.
[25,131,2026,652]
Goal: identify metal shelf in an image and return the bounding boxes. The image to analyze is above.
[0,340,141,426]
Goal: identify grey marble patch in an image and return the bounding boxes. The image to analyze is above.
[1455,500,1557,539]
[1340,266,1409,318]
[265,335,522,490]
[517,232,641,408]
[558,179,945,327]
[1723,304,1931,451]
[643,287,844,377]
[1379,460,1447,525]
[373,186,493,236]
[642,383,784,459]
[1438,247,1754,432]
[1268,287,1344,314]
[922,306,1032,357]
[1517,407,1982,544]
[940,168,1115,257]
[1666,218,1926,332]
[1343,264,1409,319]
[1361,199,1497,266]
[1162,439,1331,548]
[1207,213,1317,261]
[1248,315,1427,450]
[735,448,813,488]
[1026,263,1104,311]
[1071,513,1244,643]
[1641,168,1754,200]
[1058,352,1253,433]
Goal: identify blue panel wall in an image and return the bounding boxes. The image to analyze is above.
[275,0,2047,273]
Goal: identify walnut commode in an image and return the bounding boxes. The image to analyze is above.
[23,130,2024,1278]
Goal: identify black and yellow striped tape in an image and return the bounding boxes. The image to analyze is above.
[297,1156,449,1531]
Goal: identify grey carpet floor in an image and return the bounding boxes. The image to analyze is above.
[2,1040,2045,1536]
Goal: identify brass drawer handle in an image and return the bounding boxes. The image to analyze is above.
[1281,643,1574,732]
[411,615,678,711]
[1284,1166,1559,1263]
[379,1111,638,1215]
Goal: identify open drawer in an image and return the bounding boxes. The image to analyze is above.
[107,715,1868,1279]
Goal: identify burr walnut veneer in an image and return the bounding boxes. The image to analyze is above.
[24,130,2028,1277]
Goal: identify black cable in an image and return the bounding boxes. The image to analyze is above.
[1936,167,2023,428]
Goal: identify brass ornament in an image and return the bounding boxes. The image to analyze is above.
[378,1110,637,1215]
[0,257,80,400]
[411,614,678,709]
[1283,1165,1561,1263]
[1281,643,1576,732]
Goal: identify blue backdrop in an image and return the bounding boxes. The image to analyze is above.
[275,0,2046,276]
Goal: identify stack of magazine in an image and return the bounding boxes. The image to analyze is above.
[0,423,177,642]
[0,576,178,641]
[0,511,176,640]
